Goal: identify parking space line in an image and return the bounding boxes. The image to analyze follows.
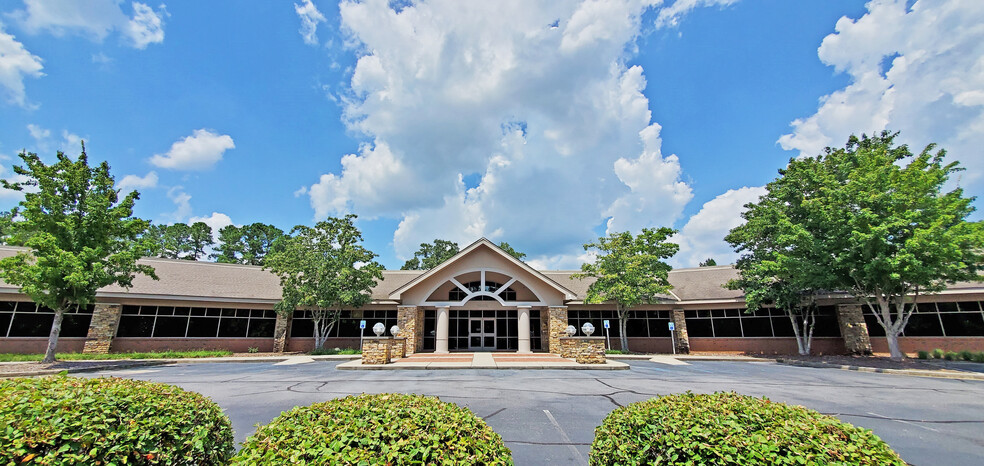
[543,409,586,465]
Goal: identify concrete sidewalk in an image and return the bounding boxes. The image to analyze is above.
[337,352,629,370]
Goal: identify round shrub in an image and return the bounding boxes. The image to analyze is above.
[234,393,512,465]
[0,376,234,465]
[590,392,904,465]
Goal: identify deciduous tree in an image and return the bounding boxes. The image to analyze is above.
[497,242,527,261]
[575,228,678,352]
[401,239,459,270]
[213,222,285,265]
[0,146,157,363]
[264,215,383,350]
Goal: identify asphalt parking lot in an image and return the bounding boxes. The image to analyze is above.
[88,360,984,466]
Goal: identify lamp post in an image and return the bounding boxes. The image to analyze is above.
[372,322,385,337]
[581,322,595,337]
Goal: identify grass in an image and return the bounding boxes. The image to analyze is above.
[310,347,361,355]
[0,349,232,362]
[605,349,627,354]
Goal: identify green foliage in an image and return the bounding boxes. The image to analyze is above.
[944,351,959,361]
[698,257,717,267]
[187,222,213,260]
[605,349,627,354]
[932,348,945,359]
[309,347,361,355]
[401,239,460,270]
[141,222,213,260]
[972,352,984,363]
[212,222,285,265]
[589,392,903,465]
[0,350,232,362]
[0,376,234,465]
[264,215,383,350]
[958,350,974,361]
[233,393,512,464]
[575,227,678,352]
[0,146,157,363]
[247,347,259,354]
[497,241,527,261]
[916,350,930,359]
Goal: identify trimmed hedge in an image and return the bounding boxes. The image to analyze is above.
[590,392,904,465]
[233,393,512,465]
[0,376,234,465]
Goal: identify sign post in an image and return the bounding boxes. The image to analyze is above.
[359,320,367,351]
[668,321,676,355]
[603,320,611,350]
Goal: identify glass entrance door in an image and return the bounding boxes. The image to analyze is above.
[469,318,496,350]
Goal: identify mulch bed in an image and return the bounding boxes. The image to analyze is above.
[770,354,943,371]
[0,360,164,378]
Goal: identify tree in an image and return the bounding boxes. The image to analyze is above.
[497,241,526,261]
[0,146,157,363]
[213,222,285,265]
[0,211,14,244]
[575,228,678,352]
[729,131,983,359]
[187,221,213,260]
[264,215,383,350]
[699,258,717,267]
[401,239,459,270]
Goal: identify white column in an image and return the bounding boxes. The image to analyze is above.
[435,306,450,353]
[517,306,531,353]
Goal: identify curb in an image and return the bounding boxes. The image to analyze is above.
[776,358,984,381]
[0,360,170,378]
[336,360,631,371]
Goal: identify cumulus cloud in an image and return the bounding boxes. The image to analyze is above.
[294,0,326,46]
[25,124,85,153]
[163,186,191,221]
[305,0,718,264]
[188,211,234,243]
[654,0,739,29]
[778,0,984,195]
[9,0,167,49]
[671,186,766,268]
[117,171,158,193]
[26,123,50,142]
[149,129,235,170]
[0,24,44,108]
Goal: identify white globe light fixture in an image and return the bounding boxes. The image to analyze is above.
[372,322,385,337]
[390,325,400,336]
[581,322,595,336]
[565,325,577,337]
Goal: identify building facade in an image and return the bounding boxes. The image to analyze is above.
[2,239,983,355]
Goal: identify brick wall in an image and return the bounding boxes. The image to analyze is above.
[0,337,86,354]
[559,337,606,363]
[689,337,846,354]
[870,336,984,353]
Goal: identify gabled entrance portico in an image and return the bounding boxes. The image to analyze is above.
[389,239,576,354]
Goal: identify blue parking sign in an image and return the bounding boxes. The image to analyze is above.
[359,320,366,329]
[603,320,610,329]
[668,322,675,331]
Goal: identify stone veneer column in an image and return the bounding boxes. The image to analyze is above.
[397,306,422,355]
[82,303,123,354]
[272,311,292,353]
[671,309,690,354]
[517,306,532,353]
[547,306,568,355]
[836,303,873,355]
[435,306,450,353]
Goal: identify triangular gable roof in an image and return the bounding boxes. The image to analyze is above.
[388,238,577,301]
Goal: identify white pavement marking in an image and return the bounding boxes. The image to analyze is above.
[866,411,940,433]
[543,409,586,465]
[274,357,315,366]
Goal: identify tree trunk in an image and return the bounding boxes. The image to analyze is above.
[884,330,904,360]
[43,307,66,363]
[618,307,629,353]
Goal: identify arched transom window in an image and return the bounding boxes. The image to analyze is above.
[424,269,542,305]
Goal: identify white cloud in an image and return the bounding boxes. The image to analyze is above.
[188,211,234,243]
[59,129,82,153]
[0,164,35,201]
[117,171,158,193]
[294,0,326,46]
[779,0,984,195]
[305,0,719,263]
[0,24,44,108]
[163,186,191,221]
[24,124,85,153]
[125,2,167,49]
[671,186,766,268]
[654,0,739,29]
[9,0,166,49]
[26,123,50,142]
[149,129,235,170]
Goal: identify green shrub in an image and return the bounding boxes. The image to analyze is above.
[944,351,959,361]
[972,352,984,363]
[916,350,930,359]
[310,347,361,355]
[247,346,259,354]
[0,376,233,465]
[958,350,973,361]
[932,348,945,359]
[590,392,904,465]
[234,393,512,465]
[605,349,627,354]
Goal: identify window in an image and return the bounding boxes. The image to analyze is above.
[861,301,984,337]
[116,305,278,338]
[448,281,518,301]
[0,302,93,338]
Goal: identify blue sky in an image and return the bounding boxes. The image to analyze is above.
[1,0,981,270]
